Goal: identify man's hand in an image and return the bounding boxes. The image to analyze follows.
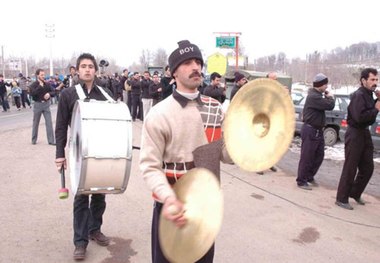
[162,196,187,228]
[55,158,67,172]
[375,101,380,111]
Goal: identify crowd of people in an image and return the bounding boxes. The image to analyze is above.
[4,39,378,262]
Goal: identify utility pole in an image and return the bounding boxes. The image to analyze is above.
[45,24,55,77]
[1,45,4,77]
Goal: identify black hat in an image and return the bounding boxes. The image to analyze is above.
[234,72,245,82]
[168,40,204,75]
[313,73,328,87]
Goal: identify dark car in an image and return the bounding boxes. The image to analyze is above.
[294,93,350,146]
[339,114,380,151]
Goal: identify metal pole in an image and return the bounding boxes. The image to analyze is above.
[45,24,55,77]
[235,36,239,70]
[1,45,5,77]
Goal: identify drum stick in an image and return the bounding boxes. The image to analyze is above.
[58,165,69,199]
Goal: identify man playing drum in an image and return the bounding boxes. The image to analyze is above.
[140,40,232,263]
[55,53,113,260]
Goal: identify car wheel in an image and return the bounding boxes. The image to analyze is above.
[324,127,338,146]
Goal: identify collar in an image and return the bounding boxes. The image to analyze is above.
[173,89,203,108]
[359,86,374,96]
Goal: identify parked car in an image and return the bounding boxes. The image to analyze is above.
[294,93,350,146]
[339,114,380,151]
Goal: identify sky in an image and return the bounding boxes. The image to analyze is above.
[2,0,380,69]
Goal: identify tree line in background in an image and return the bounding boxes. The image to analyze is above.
[2,41,380,88]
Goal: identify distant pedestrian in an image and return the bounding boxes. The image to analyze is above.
[296,73,335,190]
[230,72,247,101]
[18,73,31,108]
[141,71,153,119]
[149,73,162,106]
[11,81,22,110]
[203,72,225,103]
[336,68,380,210]
[29,69,55,145]
[160,65,176,100]
[0,74,11,112]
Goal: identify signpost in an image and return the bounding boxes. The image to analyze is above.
[216,36,236,49]
[214,32,241,70]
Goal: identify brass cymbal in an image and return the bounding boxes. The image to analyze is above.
[223,78,295,172]
[159,168,223,263]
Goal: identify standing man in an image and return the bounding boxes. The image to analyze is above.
[140,40,232,263]
[55,53,112,260]
[18,73,31,109]
[336,68,380,210]
[149,72,163,106]
[296,73,335,190]
[0,75,11,112]
[230,71,247,101]
[160,65,176,100]
[141,71,153,119]
[203,72,225,103]
[130,72,142,121]
[29,69,55,145]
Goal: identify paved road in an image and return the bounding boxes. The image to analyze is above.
[0,110,379,262]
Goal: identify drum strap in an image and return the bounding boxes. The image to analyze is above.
[75,84,114,102]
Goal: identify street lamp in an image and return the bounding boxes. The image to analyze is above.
[45,24,55,77]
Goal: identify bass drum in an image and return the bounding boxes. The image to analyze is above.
[69,100,132,195]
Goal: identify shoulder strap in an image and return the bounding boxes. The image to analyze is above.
[96,85,114,102]
[75,84,86,100]
[75,84,115,102]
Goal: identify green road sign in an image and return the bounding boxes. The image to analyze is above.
[216,36,236,48]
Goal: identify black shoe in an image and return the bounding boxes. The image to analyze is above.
[32,142,36,145]
[308,180,319,187]
[352,197,365,205]
[256,171,264,175]
[73,246,86,260]
[269,166,277,172]
[335,201,353,210]
[49,142,56,146]
[89,230,110,246]
[297,183,312,190]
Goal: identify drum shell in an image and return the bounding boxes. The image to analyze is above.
[69,100,132,195]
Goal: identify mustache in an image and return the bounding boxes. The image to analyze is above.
[372,84,377,88]
[189,72,201,78]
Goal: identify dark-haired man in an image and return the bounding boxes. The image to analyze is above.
[55,53,113,260]
[29,69,55,145]
[336,68,380,210]
[140,40,232,263]
[203,72,225,103]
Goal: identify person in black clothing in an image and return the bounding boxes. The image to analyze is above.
[55,53,112,260]
[29,69,55,145]
[120,68,131,107]
[230,71,247,101]
[141,71,153,119]
[203,72,225,103]
[130,72,142,121]
[336,68,380,210]
[296,73,335,190]
[0,74,11,112]
[149,72,162,106]
[160,65,176,100]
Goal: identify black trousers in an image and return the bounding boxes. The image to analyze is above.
[73,194,106,247]
[336,127,374,203]
[296,124,325,185]
[151,202,215,263]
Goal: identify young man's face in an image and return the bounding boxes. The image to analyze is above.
[363,73,378,91]
[77,59,96,82]
[38,71,45,82]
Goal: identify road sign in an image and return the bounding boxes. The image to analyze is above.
[216,36,236,49]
